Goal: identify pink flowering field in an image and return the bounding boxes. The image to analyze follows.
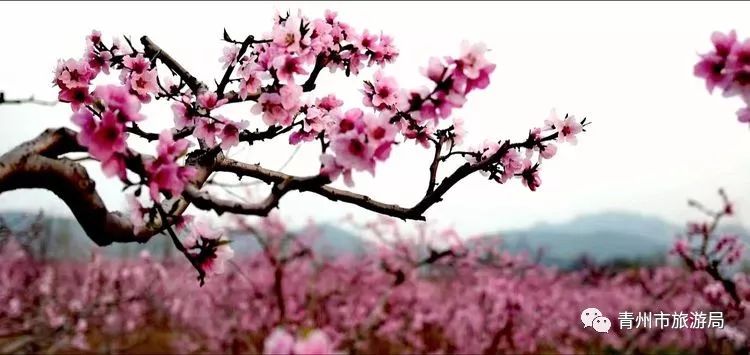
[1,4,750,354]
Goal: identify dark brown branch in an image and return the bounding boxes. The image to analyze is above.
[127,124,194,142]
[215,132,561,221]
[141,36,207,93]
[184,174,328,216]
[0,128,140,245]
[426,136,445,195]
[239,124,297,145]
[0,127,217,246]
[216,157,418,219]
[301,54,327,91]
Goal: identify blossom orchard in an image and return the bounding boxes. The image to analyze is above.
[0,9,589,285]
[2,215,750,354]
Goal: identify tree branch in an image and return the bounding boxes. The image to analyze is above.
[0,128,140,245]
[0,127,217,246]
[141,36,207,93]
[426,136,445,195]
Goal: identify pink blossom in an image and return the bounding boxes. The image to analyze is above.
[331,108,364,136]
[331,132,375,174]
[725,38,750,95]
[694,31,737,93]
[520,159,541,191]
[363,71,400,110]
[92,85,145,122]
[539,143,557,159]
[195,117,225,147]
[272,55,308,83]
[451,117,466,145]
[317,94,343,111]
[122,54,150,75]
[219,45,239,69]
[371,33,399,66]
[252,92,294,126]
[172,102,196,129]
[58,86,92,112]
[218,117,250,149]
[86,30,102,47]
[157,130,191,160]
[145,156,196,201]
[293,330,334,355]
[419,91,466,122]
[87,111,128,161]
[500,149,524,183]
[422,57,447,83]
[456,41,492,80]
[279,84,303,112]
[549,113,583,145]
[55,59,95,89]
[198,92,229,111]
[71,109,96,146]
[309,19,334,55]
[403,121,436,149]
[127,195,148,233]
[263,328,295,355]
[239,62,264,99]
[101,153,127,180]
[364,112,397,161]
[185,219,234,275]
[85,46,112,75]
[272,17,309,54]
[129,69,159,99]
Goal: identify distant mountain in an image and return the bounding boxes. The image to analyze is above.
[478,211,749,267]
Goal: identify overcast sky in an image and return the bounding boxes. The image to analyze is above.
[1,1,750,236]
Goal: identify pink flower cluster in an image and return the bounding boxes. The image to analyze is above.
[316,41,502,186]
[463,110,583,191]
[694,30,750,125]
[143,131,196,201]
[320,109,397,186]
[70,85,147,180]
[234,10,400,131]
[120,53,159,103]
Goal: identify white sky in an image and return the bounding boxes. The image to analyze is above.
[1,1,750,236]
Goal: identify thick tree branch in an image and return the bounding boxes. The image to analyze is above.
[301,54,327,92]
[0,128,140,245]
[141,36,207,93]
[0,127,217,246]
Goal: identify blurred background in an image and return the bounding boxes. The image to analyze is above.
[2,1,750,262]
